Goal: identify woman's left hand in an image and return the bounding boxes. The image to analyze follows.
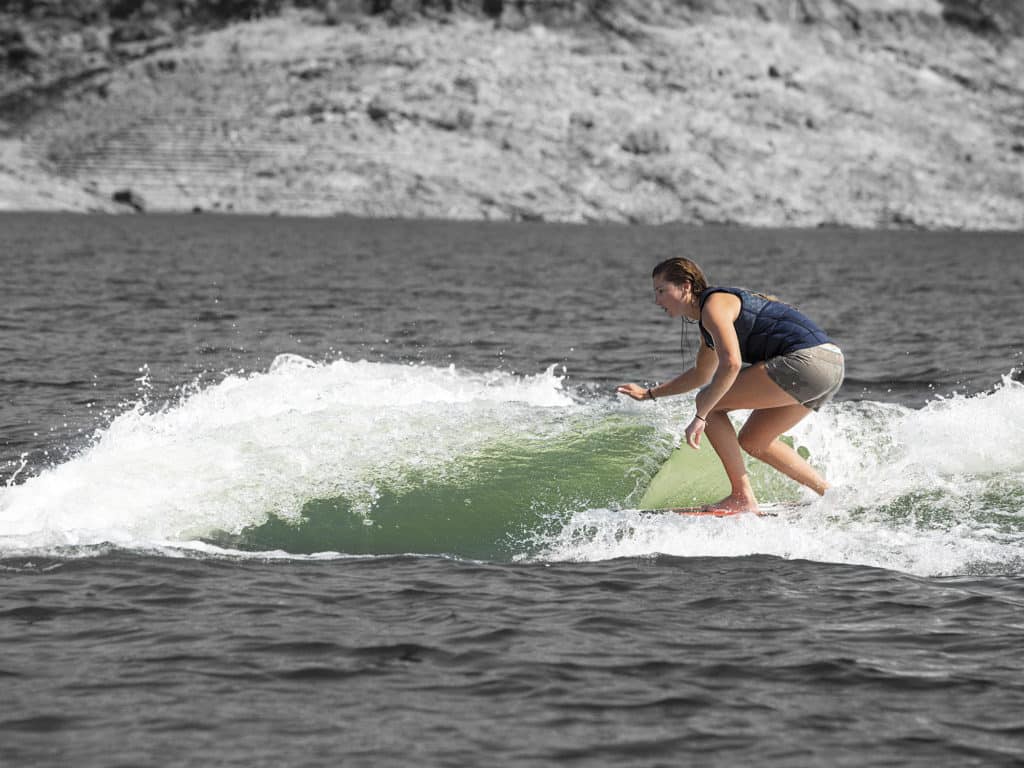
[684,415,706,449]
[616,383,649,401]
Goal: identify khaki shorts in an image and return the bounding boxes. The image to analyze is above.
[764,343,845,411]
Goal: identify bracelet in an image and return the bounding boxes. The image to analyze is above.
[694,414,707,423]
[646,388,656,401]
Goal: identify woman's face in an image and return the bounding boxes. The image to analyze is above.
[653,277,689,318]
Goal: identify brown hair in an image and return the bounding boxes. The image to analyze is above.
[652,258,785,304]
[651,257,708,295]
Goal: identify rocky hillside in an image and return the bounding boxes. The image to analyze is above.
[1,0,1022,227]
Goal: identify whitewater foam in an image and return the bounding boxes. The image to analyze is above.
[0,355,577,552]
[543,377,1024,576]
[2,360,1022,576]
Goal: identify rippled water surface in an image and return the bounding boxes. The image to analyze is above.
[2,214,1023,766]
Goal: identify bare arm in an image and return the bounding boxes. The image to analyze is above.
[685,293,742,447]
[693,294,743,417]
[617,341,717,401]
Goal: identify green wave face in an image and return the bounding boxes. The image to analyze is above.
[4,357,1022,576]
[207,423,821,559]
[207,417,662,560]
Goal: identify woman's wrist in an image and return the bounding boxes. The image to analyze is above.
[694,414,707,423]
[646,387,657,401]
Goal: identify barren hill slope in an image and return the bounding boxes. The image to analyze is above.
[1,0,1022,227]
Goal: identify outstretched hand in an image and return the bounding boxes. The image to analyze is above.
[616,383,649,401]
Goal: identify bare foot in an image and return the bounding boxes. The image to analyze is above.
[702,493,759,515]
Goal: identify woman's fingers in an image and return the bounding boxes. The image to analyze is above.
[616,384,643,400]
[685,418,704,448]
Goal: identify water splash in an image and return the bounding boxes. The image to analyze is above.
[0,355,584,551]
[1,358,1022,576]
[546,376,1024,576]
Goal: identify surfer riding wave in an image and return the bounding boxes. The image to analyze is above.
[618,257,844,514]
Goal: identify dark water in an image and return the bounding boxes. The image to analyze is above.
[2,213,1023,766]
[5,555,1024,767]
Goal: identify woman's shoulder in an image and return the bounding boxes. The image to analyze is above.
[700,286,745,308]
[704,286,784,309]
[699,288,743,325]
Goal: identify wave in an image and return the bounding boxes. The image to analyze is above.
[1,356,1022,577]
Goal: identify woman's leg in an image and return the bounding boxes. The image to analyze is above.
[701,411,756,510]
[738,407,829,495]
[701,364,823,511]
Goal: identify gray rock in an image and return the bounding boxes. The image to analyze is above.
[112,188,146,212]
[622,126,670,155]
[367,94,394,123]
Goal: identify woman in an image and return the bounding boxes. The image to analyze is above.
[617,257,844,513]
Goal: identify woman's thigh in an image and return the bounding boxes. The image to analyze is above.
[711,363,802,412]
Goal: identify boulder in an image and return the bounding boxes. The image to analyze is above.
[621,125,670,155]
[112,187,146,211]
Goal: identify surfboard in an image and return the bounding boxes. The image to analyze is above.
[637,442,730,510]
[637,436,810,510]
[638,502,805,518]
[640,505,755,517]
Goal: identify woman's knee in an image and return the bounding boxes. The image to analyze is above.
[737,429,772,458]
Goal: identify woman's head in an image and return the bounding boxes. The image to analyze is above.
[651,257,707,294]
[651,257,707,320]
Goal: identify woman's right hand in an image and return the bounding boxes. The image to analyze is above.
[616,383,650,401]
[684,414,706,449]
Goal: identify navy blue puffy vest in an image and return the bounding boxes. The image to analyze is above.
[698,287,831,363]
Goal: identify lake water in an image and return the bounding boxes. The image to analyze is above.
[2,213,1023,766]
